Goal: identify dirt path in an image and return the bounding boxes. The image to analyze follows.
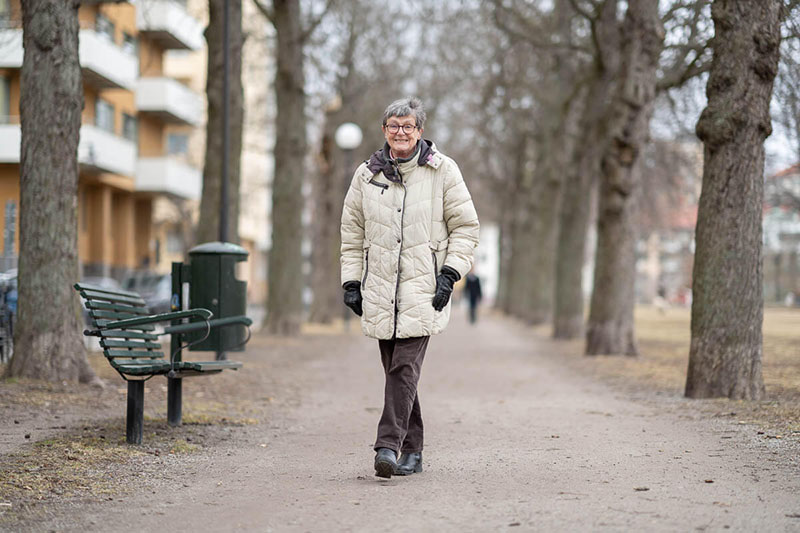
[29,312,800,531]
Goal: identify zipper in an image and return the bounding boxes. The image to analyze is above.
[362,249,369,287]
[369,179,389,194]
[432,251,438,284]
[393,172,407,338]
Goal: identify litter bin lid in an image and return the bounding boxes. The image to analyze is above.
[189,241,249,256]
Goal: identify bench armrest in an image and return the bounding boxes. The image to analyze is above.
[164,315,252,335]
[84,308,213,336]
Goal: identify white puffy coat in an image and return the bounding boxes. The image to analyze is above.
[340,146,480,339]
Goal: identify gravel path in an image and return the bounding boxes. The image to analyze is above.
[42,311,800,531]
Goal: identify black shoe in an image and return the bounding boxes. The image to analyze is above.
[395,451,422,476]
[374,448,397,479]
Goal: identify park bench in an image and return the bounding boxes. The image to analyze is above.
[74,282,252,444]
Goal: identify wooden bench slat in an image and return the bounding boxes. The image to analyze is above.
[86,301,151,315]
[106,349,165,358]
[90,310,143,321]
[79,289,147,306]
[182,360,243,372]
[98,330,160,341]
[95,319,156,331]
[111,358,167,365]
[74,282,143,299]
[101,340,162,350]
[112,362,172,375]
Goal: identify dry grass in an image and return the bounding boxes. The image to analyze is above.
[586,305,800,436]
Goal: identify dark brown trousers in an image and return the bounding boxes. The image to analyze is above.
[374,336,429,454]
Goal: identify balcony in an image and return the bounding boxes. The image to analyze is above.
[0,28,137,89]
[79,29,138,90]
[0,29,22,68]
[0,117,20,162]
[136,1,204,51]
[136,157,201,200]
[0,120,136,177]
[78,125,137,177]
[136,77,203,126]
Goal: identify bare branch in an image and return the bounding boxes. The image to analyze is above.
[252,0,274,25]
[301,0,336,42]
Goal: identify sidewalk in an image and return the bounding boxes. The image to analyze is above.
[9,309,800,531]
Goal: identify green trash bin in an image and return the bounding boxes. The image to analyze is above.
[186,242,249,352]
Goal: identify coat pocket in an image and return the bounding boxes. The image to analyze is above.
[362,243,370,287]
[429,238,449,283]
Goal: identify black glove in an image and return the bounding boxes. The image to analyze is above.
[432,266,460,312]
[343,281,363,316]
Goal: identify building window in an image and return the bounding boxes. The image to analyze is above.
[0,76,9,123]
[122,32,137,55]
[96,14,115,42]
[122,113,137,143]
[0,0,10,26]
[95,100,115,133]
[167,133,189,156]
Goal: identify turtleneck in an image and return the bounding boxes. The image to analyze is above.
[393,142,422,176]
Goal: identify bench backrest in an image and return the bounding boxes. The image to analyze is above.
[74,283,167,371]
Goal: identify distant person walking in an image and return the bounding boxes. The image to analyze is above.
[340,97,480,478]
[464,268,482,324]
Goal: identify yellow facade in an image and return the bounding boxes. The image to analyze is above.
[0,1,197,280]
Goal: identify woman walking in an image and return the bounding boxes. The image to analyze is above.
[340,97,480,478]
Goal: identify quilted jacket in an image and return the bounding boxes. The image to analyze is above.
[340,142,480,339]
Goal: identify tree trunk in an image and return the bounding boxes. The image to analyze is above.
[686,1,781,400]
[586,0,664,356]
[308,111,346,324]
[553,0,619,339]
[198,0,243,244]
[505,138,535,320]
[5,0,95,383]
[267,0,306,335]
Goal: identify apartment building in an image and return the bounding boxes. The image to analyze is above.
[0,0,204,279]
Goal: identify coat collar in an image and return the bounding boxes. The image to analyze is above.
[363,140,442,183]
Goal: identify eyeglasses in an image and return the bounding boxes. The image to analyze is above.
[384,123,418,134]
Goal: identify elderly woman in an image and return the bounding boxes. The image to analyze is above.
[340,97,480,478]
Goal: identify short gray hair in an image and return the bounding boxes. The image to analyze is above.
[382,97,426,128]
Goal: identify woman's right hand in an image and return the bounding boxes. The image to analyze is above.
[342,281,363,316]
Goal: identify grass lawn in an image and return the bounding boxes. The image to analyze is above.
[587,305,800,435]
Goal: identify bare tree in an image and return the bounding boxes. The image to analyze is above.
[5,0,96,383]
[253,0,331,334]
[198,0,244,244]
[585,0,664,356]
[553,0,620,339]
[685,0,782,399]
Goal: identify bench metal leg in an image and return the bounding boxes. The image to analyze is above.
[167,376,182,427]
[126,380,145,445]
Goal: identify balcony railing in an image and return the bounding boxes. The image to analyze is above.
[0,28,137,89]
[79,29,138,90]
[0,121,135,177]
[0,28,22,68]
[78,125,137,177]
[136,0,203,51]
[136,157,201,200]
[136,77,203,126]
[0,120,20,162]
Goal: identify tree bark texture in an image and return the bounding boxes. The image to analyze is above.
[308,109,348,324]
[5,0,95,383]
[198,0,243,244]
[505,138,537,320]
[686,0,781,400]
[267,0,306,335]
[553,0,619,339]
[586,0,664,356]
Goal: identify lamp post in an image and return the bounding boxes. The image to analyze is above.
[335,122,362,328]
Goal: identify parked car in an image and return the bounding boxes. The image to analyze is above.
[122,272,171,315]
